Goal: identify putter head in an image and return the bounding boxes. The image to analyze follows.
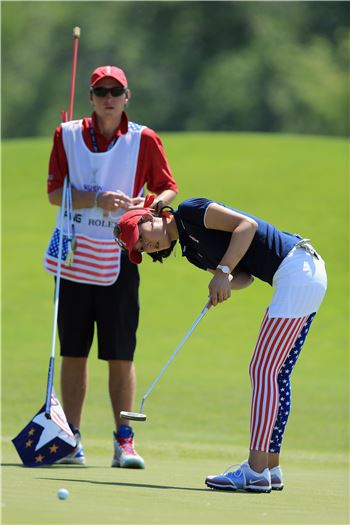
[120,410,147,422]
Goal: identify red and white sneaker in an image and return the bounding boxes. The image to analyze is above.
[111,425,145,469]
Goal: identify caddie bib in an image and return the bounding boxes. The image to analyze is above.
[44,120,144,285]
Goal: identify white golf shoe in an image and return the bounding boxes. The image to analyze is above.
[270,465,284,490]
[206,460,271,493]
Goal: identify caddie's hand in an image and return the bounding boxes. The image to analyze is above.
[97,191,133,217]
[208,272,232,306]
[128,196,145,208]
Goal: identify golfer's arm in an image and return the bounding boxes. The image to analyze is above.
[48,187,96,209]
[205,203,258,273]
[208,269,254,290]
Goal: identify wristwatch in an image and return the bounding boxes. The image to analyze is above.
[216,264,231,275]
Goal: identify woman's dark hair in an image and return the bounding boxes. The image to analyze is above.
[148,239,177,263]
[147,202,177,263]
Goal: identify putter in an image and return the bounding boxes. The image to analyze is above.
[120,300,211,422]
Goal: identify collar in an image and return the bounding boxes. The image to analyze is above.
[91,111,129,139]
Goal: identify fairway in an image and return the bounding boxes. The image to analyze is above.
[2,133,349,524]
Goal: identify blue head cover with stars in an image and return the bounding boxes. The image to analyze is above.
[12,390,76,467]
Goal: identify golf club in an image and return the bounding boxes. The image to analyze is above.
[44,26,81,418]
[120,300,212,422]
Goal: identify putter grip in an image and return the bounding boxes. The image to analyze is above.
[44,356,55,417]
[73,26,81,38]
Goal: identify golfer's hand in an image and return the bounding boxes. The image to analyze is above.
[208,272,232,306]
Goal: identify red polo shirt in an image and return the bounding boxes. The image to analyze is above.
[47,112,178,196]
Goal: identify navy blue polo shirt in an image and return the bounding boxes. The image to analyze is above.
[173,198,301,285]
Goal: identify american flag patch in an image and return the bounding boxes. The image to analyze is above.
[44,228,121,285]
[46,228,69,261]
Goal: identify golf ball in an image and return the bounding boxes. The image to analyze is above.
[57,488,69,500]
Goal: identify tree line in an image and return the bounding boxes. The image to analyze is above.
[2,1,349,138]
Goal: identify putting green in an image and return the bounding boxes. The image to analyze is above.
[2,133,348,524]
[2,439,348,524]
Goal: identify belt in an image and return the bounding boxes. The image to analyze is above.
[295,238,319,260]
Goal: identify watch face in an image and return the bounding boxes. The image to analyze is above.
[218,265,230,274]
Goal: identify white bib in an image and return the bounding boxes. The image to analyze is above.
[44,120,144,285]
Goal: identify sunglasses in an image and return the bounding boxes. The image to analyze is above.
[90,86,126,98]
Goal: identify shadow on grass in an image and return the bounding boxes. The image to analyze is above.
[2,464,250,495]
[38,476,249,494]
[1,463,89,469]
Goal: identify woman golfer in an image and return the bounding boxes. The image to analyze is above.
[114,196,327,493]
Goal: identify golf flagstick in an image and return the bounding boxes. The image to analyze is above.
[121,300,212,421]
[44,26,80,418]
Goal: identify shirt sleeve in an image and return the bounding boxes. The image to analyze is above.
[133,127,178,197]
[177,198,214,226]
[47,125,68,193]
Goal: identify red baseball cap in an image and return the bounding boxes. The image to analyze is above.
[115,209,153,264]
[90,65,128,87]
[114,195,156,264]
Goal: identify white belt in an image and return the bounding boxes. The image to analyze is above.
[295,238,319,260]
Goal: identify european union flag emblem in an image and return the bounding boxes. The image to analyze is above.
[12,390,76,467]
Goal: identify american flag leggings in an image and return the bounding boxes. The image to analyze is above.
[249,311,316,453]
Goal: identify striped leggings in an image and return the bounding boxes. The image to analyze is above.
[249,311,315,453]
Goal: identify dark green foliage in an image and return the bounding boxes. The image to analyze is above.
[1,1,349,137]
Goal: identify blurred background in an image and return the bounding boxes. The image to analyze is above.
[2,0,349,139]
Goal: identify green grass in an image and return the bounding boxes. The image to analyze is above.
[1,133,349,524]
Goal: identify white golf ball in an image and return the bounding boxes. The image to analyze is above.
[57,488,69,500]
